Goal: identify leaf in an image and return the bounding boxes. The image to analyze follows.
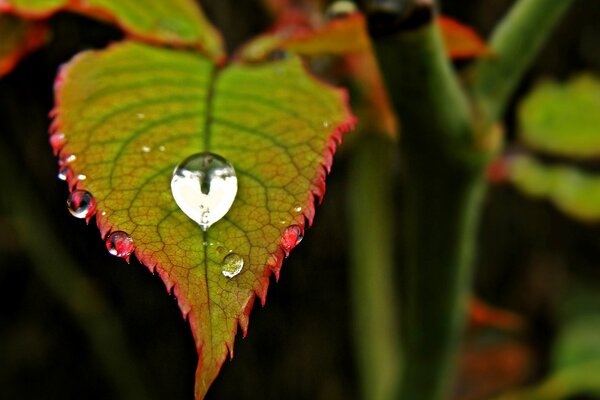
[1,0,224,61]
[519,75,600,159]
[438,16,489,59]
[0,13,47,77]
[506,154,600,222]
[51,41,354,398]
[493,283,600,400]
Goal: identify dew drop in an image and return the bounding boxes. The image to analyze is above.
[67,190,96,219]
[141,145,151,153]
[322,120,331,129]
[77,174,87,181]
[136,112,145,119]
[50,132,65,154]
[57,165,70,181]
[61,154,77,164]
[106,231,134,260]
[171,152,238,231]
[221,253,244,278]
[158,145,166,152]
[294,205,303,213]
[281,225,303,257]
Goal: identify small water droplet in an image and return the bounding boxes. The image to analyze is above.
[216,246,226,255]
[141,145,151,153]
[57,165,70,181]
[50,132,65,153]
[294,206,303,213]
[67,190,96,219]
[61,154,77,164]
[221,253,244,278]
[77,174,87,181]
[326,0,357,19]
[281,225,303,257]
[158,145,165,152]
[171,152,238,231]
[322,120,331,128]
[136,112,145,119]
[106,231,134,260]
[101,211,107,216]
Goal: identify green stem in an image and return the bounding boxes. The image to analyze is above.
[469,0,575,126]
[348,134,402,400]
[0,145,151,400]
[372,9,489,400]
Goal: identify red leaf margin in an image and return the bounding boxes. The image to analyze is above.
[0,0,225,63]
[49,45,357,398]
[0,17,48,77]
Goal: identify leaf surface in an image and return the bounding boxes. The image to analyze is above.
[0,13,47,77]
[519,75,600,159]
[438,16,489,59]
[507,154,600,222]
[1,0,224,60]
[52,41,354,398]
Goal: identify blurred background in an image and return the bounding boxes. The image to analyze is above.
[2,0,600,399]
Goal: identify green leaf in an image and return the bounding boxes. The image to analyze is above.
[1,0,224,61]
[519,75,600,159]
[494,283,600,400]
[0,13,47,77]
[51,41,354,399]
[507,154,600,222]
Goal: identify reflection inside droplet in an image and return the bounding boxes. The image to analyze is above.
[67,190,96,219]
[170,152,238,231]
[221,253,244,278]
[106,231,134,260]
[281,225,303,257]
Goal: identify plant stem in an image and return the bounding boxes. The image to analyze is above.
[469,0,575,126]
[0,145,151,400]
[371,5,489,400]
[348,134,402,400]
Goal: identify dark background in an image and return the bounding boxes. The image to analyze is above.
[1,0,600,399]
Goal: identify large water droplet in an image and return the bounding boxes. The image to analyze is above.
[67,190,96,219]
[221,253,244,278]
[171,152,238,231]
[106,231,134,260]
[281,225,303,257]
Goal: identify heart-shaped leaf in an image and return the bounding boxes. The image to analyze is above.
[51,41,354,398]
[0,13,47,77]
[1,0,224,60]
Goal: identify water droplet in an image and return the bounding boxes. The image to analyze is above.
[106,231,134,260]
[50,132,65,154]
[294,206,303,213]
[57,166,70,181]
[141,145,151,153]
[61,154,76,164]
[77,174,87,181]
[326,0,357,19]
[216,246,226,255]
[158,145,165,152]
[322,120,331,128]
[171,152,238,231]
[221,253,244,278]
[281,225,303,257]
[136,112,145,119]
[67,190,96,219]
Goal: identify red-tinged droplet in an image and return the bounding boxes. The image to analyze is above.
[106,231,134,261]
[66,190,96,219]
[281,225,303,257]
[49,132,66,155]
